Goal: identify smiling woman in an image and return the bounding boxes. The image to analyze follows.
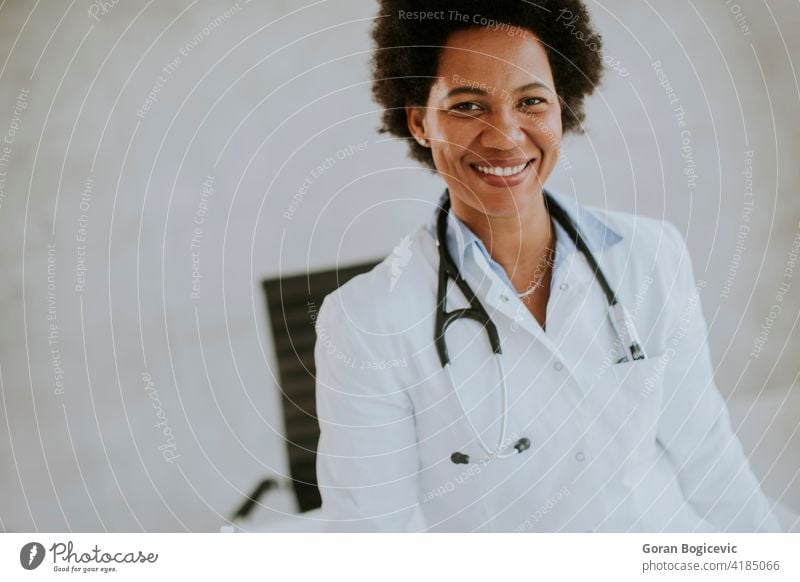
[312,0,783,533]
[373,0,604,327]
[372,0,603,168]
[405,27,566,319]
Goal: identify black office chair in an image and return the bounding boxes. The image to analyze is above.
[257,261,380,513]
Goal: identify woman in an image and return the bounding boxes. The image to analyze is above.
[313,0,781,532]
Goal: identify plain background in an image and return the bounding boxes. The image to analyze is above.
[0,0,797,531]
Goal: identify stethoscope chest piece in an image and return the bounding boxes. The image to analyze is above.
[450,437,531,465]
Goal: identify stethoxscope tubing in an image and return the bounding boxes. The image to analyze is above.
[434,193,502,368]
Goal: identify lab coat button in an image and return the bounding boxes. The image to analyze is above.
[559,282,569,290]
[500,294,509,302]
[553,361,564,371]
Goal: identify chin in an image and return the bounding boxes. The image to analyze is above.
[465,188,540,218]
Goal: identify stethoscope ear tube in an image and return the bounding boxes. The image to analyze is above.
[435,194,502,368]
[544,191,619,307]
[545,192,647,363]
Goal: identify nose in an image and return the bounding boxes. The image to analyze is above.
[478,107,527,151]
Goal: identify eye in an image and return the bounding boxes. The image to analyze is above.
[519,97,548,111]
[449,102,484,116]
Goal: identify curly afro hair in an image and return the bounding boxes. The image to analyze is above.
[371,0,605,169]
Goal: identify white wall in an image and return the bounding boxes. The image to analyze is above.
[0,0,797,531]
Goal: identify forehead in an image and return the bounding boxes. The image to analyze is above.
[435,26,555,89]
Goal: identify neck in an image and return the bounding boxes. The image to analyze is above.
[451,192,555,293]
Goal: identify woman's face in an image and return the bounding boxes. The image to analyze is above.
[407,26,563,219]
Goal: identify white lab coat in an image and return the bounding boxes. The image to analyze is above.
[313,190,781,532]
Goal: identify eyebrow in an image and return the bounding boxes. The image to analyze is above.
[444,81,553,99]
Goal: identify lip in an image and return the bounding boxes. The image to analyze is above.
[468,158,537,187]
[472,158,532,167]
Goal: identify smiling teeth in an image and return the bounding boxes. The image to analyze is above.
[475,162,529,177]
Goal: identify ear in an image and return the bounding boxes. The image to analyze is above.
[405,105,430,147]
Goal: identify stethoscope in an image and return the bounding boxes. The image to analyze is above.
[435,189,647,465]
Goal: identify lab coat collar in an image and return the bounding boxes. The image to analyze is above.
[424,188,624,285]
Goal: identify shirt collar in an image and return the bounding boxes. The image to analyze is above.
[425,188,624,282]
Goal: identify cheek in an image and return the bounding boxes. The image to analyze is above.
[429,115,465,142]
[535,114,563,152]
[429,119,474,163]
[431,144,464,173]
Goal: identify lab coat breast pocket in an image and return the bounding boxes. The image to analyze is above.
[608,353,666,467]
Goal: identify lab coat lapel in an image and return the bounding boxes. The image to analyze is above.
[466,238,596,355]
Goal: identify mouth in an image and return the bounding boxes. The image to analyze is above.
[469,158,536,187]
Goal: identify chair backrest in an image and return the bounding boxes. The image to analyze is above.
[262,261,380,512]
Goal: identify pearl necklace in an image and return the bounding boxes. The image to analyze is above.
[516,245,556,298]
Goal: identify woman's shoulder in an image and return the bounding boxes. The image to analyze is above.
[545,189,686,265]
[584,203,694,304]
[584,203,700,350]
[585,203,687,266]
[317,224,438,335]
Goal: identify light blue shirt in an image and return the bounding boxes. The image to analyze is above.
[425,189,624,292]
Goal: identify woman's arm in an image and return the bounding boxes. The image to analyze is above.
[656,222,782,532]
[313,290,422,532]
